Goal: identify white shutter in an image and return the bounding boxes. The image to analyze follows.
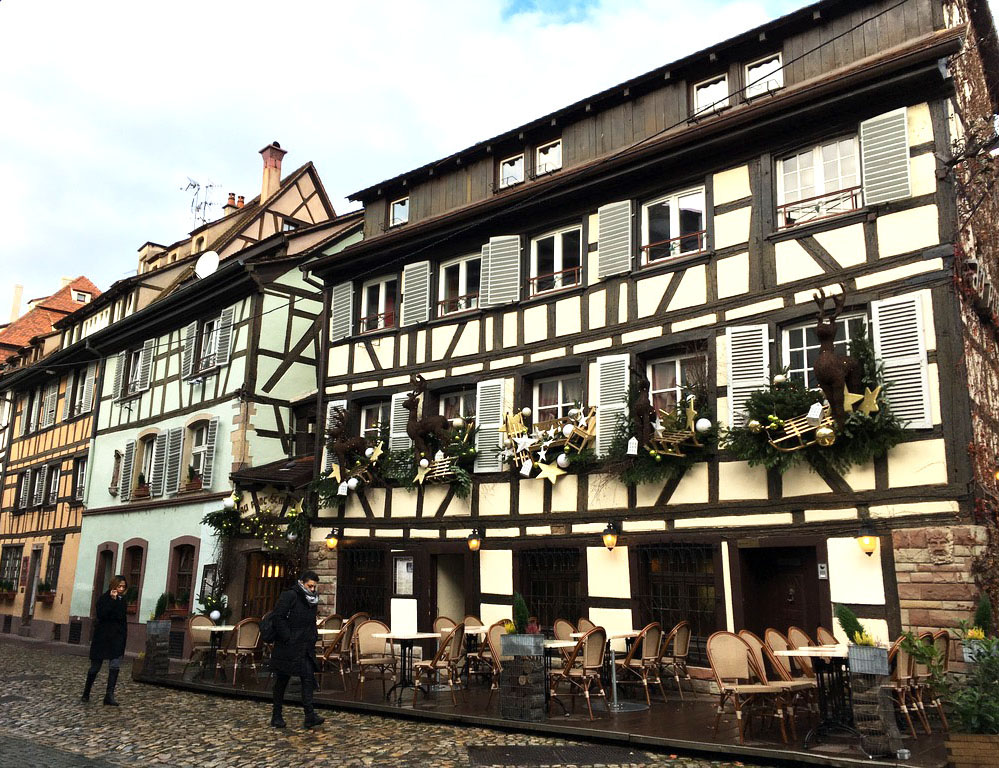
[595,354,629,456]
[872,294,931,428]
[860,108,911,205]
[165,427,184,495]
[482,235,521,307]
[119,440,135,502]
[389,392,412,453]
[149,432,168,497]
[47,465,60,504]
[401,261,431,326]
[28,388,40,433]
[215,307,235,367]
[330,282,353,342]
[18,472,30,509]
[19,394,30,436]
[41,383,57,428]
[64,370,77,422]
[81,364,96,415]
[32,467,46,507]
[111,352,126,402]
[201,416,220,490]
[597,200,633,279]
[473,379,505,473]
[322,398,347,474]
[726,325,770,428]
[181,322,198,378]
[137,338,155,391]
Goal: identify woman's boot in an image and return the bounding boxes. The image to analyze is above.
[103,669,120,706]
[81,669,98,702]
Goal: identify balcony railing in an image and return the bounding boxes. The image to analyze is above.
[437,292,479,316]
[528,266,581,296]
[777,185,862,230]
[641,230,708,266]
[359,311,396,334]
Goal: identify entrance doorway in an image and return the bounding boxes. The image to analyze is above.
[434,553,465,623]
[242,553,292,618]
[21,549,41,622]
[739,545,821,639]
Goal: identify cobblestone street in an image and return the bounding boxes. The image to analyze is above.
[0,639,774,768]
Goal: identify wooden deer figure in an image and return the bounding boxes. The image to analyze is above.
[327,406,368,470]
[630,368,657,448]
[404,374,451,461]
[813,285,864,426]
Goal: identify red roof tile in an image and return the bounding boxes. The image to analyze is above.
[0,277,101,352]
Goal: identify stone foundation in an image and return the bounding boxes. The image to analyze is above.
[308,541,338,613]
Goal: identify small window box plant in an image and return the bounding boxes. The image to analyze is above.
[183,466,202,492]
[163,589,191,618]
[133,473,151,499]
[0,579,16,600]
[36,581,55,605]
[124,585,139,615]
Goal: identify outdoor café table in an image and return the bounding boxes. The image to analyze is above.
[774,644,860,749]
[371,631,440,703]
[191,625,236,680]
[543,639,575,716]
[568,630,644,712]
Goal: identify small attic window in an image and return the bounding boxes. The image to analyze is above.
[282,219,299,232]
[73,291,91,304]
[390,197,410,227]
[194,236,205,253]
[693,74,729,115]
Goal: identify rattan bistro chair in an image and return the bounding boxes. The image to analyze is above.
[787,627,818,678]
[434,615,457,634]
[615,622,664,706]
[484,621,512,708]
[414,623,465,706]
[707,631,787,744]
[740,629,815,739]
[577,617,596,633]
[886,637,920,738]
[353,619,397,699]
[223,618,261,686]
[187,614,215,663]
[765,628,811,682]
[816,626,838,646]
[319,615,359,691]
[316,614,343,654]
[659,620,693,699]
[550,627,608,721]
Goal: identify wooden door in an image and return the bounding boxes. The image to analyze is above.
[242,553,292,619]
[739,546,820,639]
[21,549,41,621]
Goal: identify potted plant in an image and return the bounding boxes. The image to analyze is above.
[164,589,190,619]
[197,592,231,623]
[124,585,139,615]
[133,473,150,499]
[184,466,202,492]
[961,595,994,663]
[0,579,16,601]
[836,604,889,675]
[946,636,999,766]
[499,593,545,722]
[35,581,55,605]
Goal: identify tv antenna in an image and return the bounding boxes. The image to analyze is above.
[182,177,221,228]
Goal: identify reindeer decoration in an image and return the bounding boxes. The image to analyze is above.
[630,369,657,448]
[813,285,864,426]
[404,374,452,461]
[326,406,368,470]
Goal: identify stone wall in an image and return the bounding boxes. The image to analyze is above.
[894,525,986,638]
[308,541,337,614]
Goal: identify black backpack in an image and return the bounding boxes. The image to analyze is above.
[259,598,292,643]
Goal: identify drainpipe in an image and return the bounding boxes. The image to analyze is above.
[306,284,333,573]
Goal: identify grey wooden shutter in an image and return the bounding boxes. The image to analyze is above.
[596,354,629,456]
[149,432,168,497]
[860,108,910,205]
[137,338,155,391]
[181,322,197,378]
[322,398,348,473]
[215,307,235,367]
[32,467,46,506]
[479,242,491,305]
[28,388,40,432]
[41,383,57,428]
[18,472,30,509]
[165,427,184,495]
[726,325,770,428]
[330,282,353,341]
[872,294,931,429]
[200,417,220,490]
[119,440,135,501]
[19,394,30,436]
[81,364,96,415]
[597,200,633,279]
[389,392,412,453]
[111,351,126,402]
[64,371,77,422]
[401,261,431,326]
[473,379,505,473]
[482,235,521,307]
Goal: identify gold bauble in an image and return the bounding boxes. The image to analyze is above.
[747,419,763,434]
[815,426,836,447]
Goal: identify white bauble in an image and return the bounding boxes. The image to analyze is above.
[521,407,532,418]
[451,417,464,429]
[209,610,221,622]
[556,453,570,469]
[287,531,298,542]
[364,447,375,458]
[222,496,236,510]
[346,477,360,491]
[562,424,574,438]
[567,408,580,419]
[419,458,430,468]
[773,374,788,384]
[695,418,712,434]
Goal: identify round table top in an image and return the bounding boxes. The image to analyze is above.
[544,639,577,649]
[371,631,440,641]
[774,644,847,658]
[193,625,236,632]
[570,630,639,640]
[317,628,342,635]
[463,625,488,635]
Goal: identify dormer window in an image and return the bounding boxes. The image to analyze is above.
[390,197,410,227]
[72,291,91,304]
[745,54,783,99]
[499,153,525,189]
[693,74,729,114]
[535,140,562,175]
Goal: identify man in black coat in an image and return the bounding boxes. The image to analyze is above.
[270,570,323,728]
[82,575,128,705]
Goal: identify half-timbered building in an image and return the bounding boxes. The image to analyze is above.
[307,0,998,664]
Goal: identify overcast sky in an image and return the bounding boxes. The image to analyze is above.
[1,0,995,319]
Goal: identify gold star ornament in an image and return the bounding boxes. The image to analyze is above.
[535,461,566,484]
[415,464,431,484]
[842,386,864,413]
[369,442,384,464]
[329,464,342,483]
[857,386,881,417]
[684,398,698,433]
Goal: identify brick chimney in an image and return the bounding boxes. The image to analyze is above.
[223,192,238,216]
[237,195,245,209]
[259,141,287,203]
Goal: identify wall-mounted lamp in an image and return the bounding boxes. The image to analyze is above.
[467,529,483,552]
[602,522,619,551]
[856,526,877,557]
[325,528,342,550]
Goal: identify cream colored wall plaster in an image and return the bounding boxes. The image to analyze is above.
[587,546,631,599]
[588,474,630,510]
[574,338,613,354]
[675,512,793,528]
[484,317,494,352]
[876,205,939,258]
[718,461,768,500]
[588,289,606,330]
[666,264,707,313]
[524,526,551,536]
[725,297,783,320]
[622,520,667,532]
[828,536,886,605]
[374,528,404,537]
[519,479,545,514]
[854,258,943,289]
[869,499,958,518]
[843,461,876,492]
[813,224,866,268]
[478,482,511,516]
[523,305,548,344]
[556,296,581,336]
[713,165,752,205]
[804,508,857,522]
[637,273,670,318]
[713,207,752,250]
[716,252,749,298]
[669,462,710,505]
[503,312,518,347]
[451,363,484,375]
[618,283,629,324]
[635,478,666,508]
[481,603,512,625]
[452,319,480,357]
[530,347,567,362]
[621,326,662,344]
[330,344,349,377]
[776,239,825,284]
[489,355,524,369]
[909,153,937,197]
[480,550,513,594]
[781,464,831,497]
[352,342,374,374]
[551,474,578,512]
[392,490,418,517]
[589,608,636,652]
[672,314,717,332]
[886,439,948,487]
[906,102,933,146]
[416,330,427,364]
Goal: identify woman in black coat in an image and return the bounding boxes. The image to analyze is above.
[82,575,128,705]
[270,570,323,729]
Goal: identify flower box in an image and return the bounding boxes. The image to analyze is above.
[132,486,151,500]
[36,591,55,606]
[0,591,16,602]
[183,478,202,493]
[500,633,544,657]
[126,604,138,615]
[947,733,999,768]
[847,644,889,676]
[164,607,190,619]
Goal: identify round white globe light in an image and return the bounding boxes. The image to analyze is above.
[562,424,574,438]
[567,408,580,419]
[209,610,221,622]
[419,458,430,468]
[556,453,570,469]
[222,496,236,510]
[451,417,464,429]
[364,447,375,458]
[773,374,788,384]
[695,418,712,434]
[346,477,360,491]
[521,407,532,418]
[287,531,298,542]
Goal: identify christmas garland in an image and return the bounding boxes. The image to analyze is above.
[725,336,906,475]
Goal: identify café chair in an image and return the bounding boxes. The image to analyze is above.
[707,631,787,744]
[550,626,607,721]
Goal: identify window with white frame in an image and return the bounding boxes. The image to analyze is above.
[390,197,409,227]
[0,545,22,585]
[499,154,525,188]
[694,74,729,114]
[360,402,390,441]
[439,390,476,421]
[73,457,87,502]
[197,316,219,371]
[125,348,143,396]
[360,276,398,333]
[745,54,783,99]
[534,374,582,423]
[190,423,209,478]
[71,367,88,417]
[641,188,707,264]
[31,468,45,507]
[535,140,562,175]
[45,464,60,505]
[647,354,707,413]
[438,255,481,315]
[282,219,298,232]
[72,290,91,304]
[530,226,581,295]
[782,313,868,388]
[777,136,861,229]
[139,435,156,488]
